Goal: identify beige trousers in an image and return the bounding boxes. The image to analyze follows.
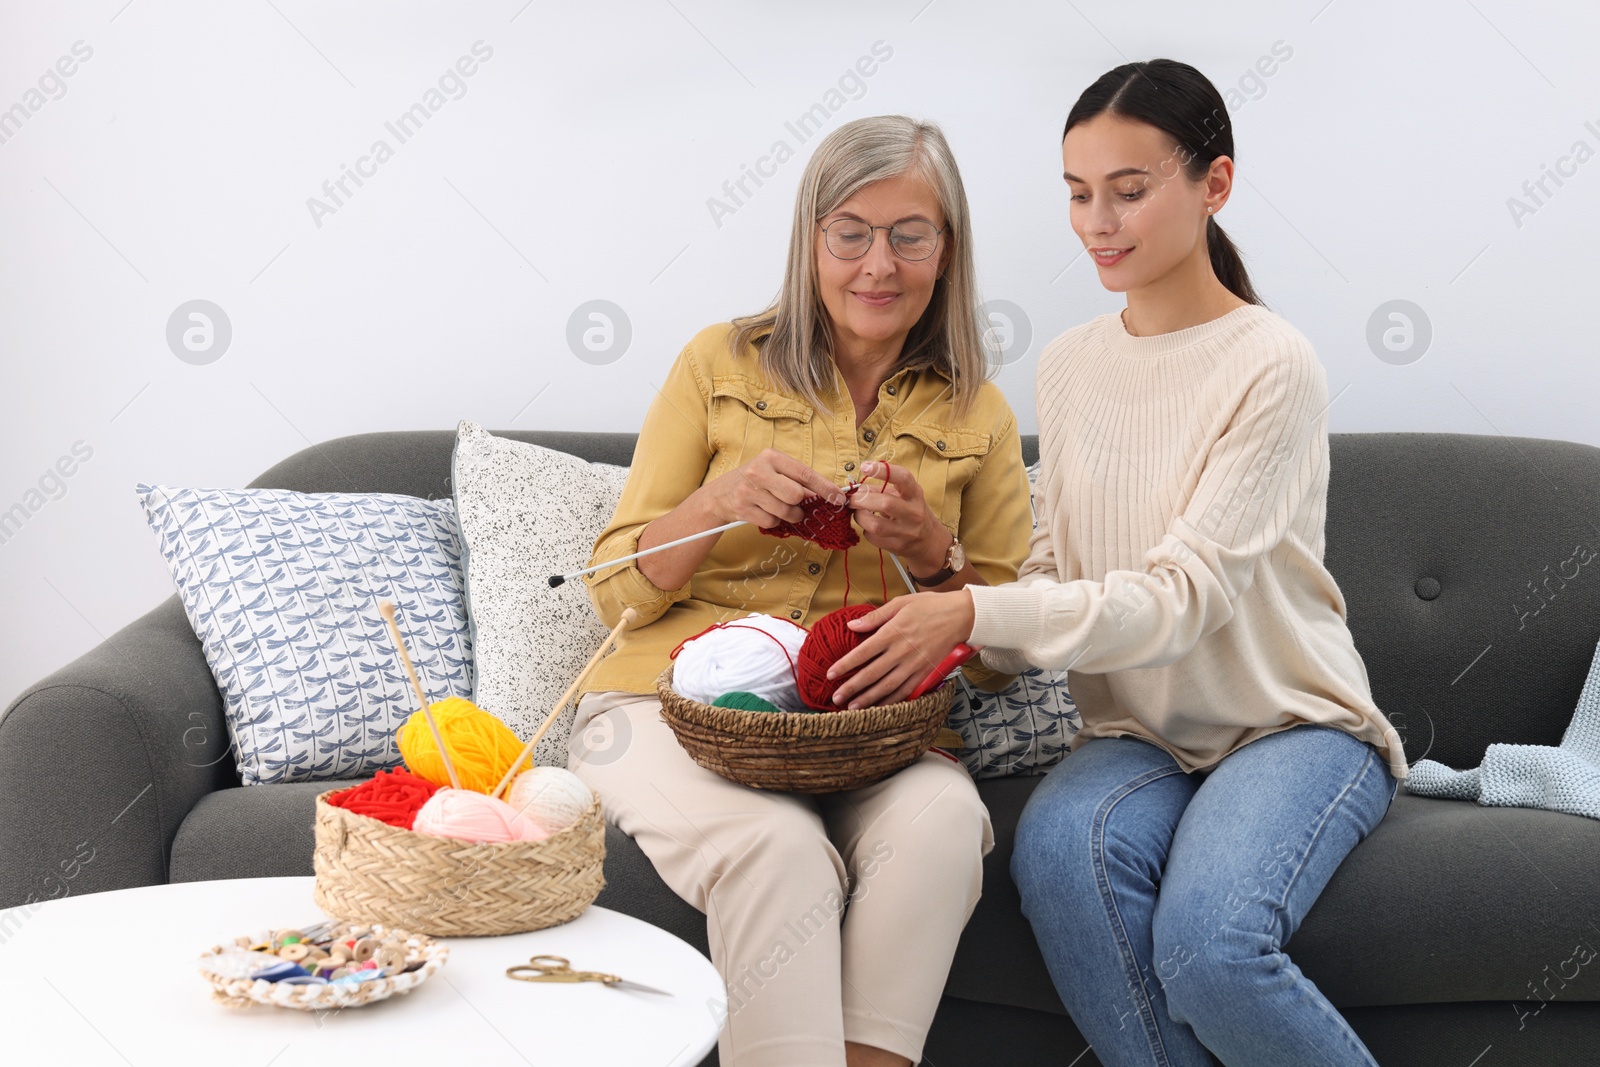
[569,690,996,1067]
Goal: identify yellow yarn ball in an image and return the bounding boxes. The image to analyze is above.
[397,696,530,794]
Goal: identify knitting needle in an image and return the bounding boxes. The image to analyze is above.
[548,479,867,588]
[379,600,463,791]
[887,551,981,704]
[549,521,747,587]
[488,607,639,801]
[886,552,919,596]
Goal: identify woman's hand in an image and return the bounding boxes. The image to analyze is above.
[824,589,977,709]
[847,460,950,577]
[701,448,847,529]
[635,449,843,592]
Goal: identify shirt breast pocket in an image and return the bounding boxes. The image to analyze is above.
[709,376,814,474]
[887,420,992,529]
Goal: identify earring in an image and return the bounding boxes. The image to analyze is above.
[1206,206,1214,213]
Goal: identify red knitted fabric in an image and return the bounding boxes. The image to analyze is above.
[327,766,440,829]
[759,483,861,550]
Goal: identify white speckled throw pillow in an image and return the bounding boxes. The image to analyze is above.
[451,421,630,765]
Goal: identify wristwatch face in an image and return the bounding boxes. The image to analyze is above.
[949,538,965,571]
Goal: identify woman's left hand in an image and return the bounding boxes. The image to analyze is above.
[825,590,976,709]
[848,460,949,577]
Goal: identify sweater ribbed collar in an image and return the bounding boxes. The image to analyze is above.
[1105,303,1263,359]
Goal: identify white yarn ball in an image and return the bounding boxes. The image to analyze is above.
[506,767,594,835]
[671,613,808,711]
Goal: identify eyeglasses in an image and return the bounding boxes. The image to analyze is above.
[820,219,944,262]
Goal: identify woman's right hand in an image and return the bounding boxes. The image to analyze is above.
[634,450,844,593]
[699,448,847,529]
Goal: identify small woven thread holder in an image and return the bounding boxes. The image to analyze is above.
[655,662,955,793]
[200,922,447,1011]
[312,790,606,936]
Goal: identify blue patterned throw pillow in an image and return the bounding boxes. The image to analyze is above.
[947,666,1080,778]
[136,485,473,786]
[946,461,1081,778]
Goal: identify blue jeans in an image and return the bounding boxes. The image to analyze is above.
[1011,724,1398,1067]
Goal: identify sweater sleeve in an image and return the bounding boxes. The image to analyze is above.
[968,343,1324,674]
[948,408,1034,692]
[582,340,714,629]
[974,452,1064,676]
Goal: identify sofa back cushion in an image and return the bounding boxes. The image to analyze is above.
[1324,432,1600,769]
[252,429,1600,773]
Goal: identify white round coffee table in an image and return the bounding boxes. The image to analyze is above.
[0,875,723,1066]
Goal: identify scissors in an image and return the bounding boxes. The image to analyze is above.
[907,642,980,700]
[505,954,673,996]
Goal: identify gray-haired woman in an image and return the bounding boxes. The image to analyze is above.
[570,115,1033,1066]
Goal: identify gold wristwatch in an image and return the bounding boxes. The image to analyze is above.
[910,533,965,587]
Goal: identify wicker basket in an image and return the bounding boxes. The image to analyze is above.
[655,662,955,793]
[312,789,606,936]
[200,922,447,1010]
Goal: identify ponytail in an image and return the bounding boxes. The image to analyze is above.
[1206,216,1261,306]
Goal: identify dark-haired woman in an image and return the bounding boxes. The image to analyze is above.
[829,61,1409,1064]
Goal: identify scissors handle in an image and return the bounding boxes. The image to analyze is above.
[508,955,586,983]
[505,954,673,996]
[908,642,978,700]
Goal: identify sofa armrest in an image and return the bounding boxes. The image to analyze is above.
[0,596,234,909]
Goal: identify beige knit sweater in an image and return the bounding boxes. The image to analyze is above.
[967,304,1409,780]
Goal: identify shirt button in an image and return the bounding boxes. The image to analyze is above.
[886,385,896,395]
[790,609,803,620]
[863,429,875,442]
[807,563,821,575]
[936,440,946,451]
[755,401,767,411]
[844,462,855,471]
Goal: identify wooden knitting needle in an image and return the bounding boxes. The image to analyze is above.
[379,600,462,791]
[489,607,638,800]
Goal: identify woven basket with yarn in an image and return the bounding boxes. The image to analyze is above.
[312,788,606,937]
[655,662,955,793]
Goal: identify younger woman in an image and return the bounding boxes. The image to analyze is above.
[830,60,1409,1065]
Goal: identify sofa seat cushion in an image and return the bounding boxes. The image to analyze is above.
[947,778,1600,1014]
[170,781,353,883]
[173,771,1600,1013]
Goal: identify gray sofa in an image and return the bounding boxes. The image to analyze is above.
[5,428,1600,1065]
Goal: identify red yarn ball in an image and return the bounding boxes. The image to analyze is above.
[796,604,878,710]
[327,766,439,830]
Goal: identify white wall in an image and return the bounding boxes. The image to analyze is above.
[3,0,1597,710]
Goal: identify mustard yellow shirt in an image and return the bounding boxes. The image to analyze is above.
[580,321,1033,699]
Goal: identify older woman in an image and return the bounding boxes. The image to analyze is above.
[571,115,1031,1067]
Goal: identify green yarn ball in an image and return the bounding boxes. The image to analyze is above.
[712,690,783,713]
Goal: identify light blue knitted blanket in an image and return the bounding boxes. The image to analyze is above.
[1405,637,1600,819]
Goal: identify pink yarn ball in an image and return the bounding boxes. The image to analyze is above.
[410,788,550,844]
